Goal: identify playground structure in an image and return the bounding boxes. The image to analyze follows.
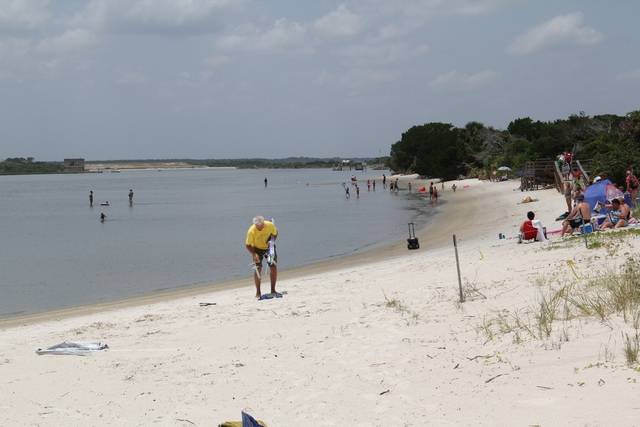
[520,158,593,192]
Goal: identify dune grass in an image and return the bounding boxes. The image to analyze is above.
[478,258,640,364]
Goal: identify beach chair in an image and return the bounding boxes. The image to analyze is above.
[518,221,539,243]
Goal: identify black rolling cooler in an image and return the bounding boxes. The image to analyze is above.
[407,223,419,250]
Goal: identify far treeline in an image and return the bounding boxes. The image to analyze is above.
[0,157,62,174]
[388,110,640,186]
[0,156,387,175]
[185,157,386,169]
[5,110,640,180]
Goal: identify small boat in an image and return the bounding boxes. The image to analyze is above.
[100,202,109,206]
[111,169,121,173]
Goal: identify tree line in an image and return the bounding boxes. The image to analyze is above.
[387,110,640,186]
[0,157,62,174]
[0,156,389,175]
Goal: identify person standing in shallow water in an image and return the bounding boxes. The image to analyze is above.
[89,191,93,207]
[129,189,134,205]
[264,177,268,187]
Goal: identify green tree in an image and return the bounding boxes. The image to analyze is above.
[619,110,640,150]
[389,123,464,180]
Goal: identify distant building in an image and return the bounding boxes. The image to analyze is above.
[63,158,85,171]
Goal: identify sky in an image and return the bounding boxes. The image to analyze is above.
[1,0,639,161]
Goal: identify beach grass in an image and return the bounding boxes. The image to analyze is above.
[478,253,640,364]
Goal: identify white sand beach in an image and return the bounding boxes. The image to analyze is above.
[2,178,639,426]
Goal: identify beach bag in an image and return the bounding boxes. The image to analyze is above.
[219,411,267,427]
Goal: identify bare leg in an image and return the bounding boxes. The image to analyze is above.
[269,265,277,294]
[254,271,261,298]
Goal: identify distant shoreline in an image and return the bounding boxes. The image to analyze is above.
[84,161,213,171]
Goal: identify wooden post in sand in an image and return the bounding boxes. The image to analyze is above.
[453,235,464,303]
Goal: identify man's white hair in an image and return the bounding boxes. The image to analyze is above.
[253,215,264,225]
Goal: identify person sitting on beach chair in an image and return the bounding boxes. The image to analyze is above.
[519,211,547,243]
[596,198,629,230]
[561,194,591,237]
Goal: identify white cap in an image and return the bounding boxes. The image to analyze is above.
[593,176,601,182]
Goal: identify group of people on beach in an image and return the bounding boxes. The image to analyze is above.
[518,159,638,240]
[557,166,637,237]
[90,189,134,222]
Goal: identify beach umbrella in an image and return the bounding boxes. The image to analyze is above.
[497,166,511,171]
[583,179,624,214]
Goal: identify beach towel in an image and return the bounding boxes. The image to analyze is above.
[531,219,547,242]
[520,196,538,204]
[36,341,108,356]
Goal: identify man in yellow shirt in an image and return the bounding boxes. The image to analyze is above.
[246,216,278,298]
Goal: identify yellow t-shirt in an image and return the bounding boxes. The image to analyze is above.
[246,221,277,250]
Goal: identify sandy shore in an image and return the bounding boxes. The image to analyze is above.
[2,178,639,426]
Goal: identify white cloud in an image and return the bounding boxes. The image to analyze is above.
[506,12,604,56]
[67,0,238,34]
[175,70,214,90]
[314,68,401,89]
[203,55,231,67]
[0,38,31,61]
[35,29,98,56]
[616,68,640,82]
[428,69,499,91]
[114,66,146,84]
[311,4,364,38]
[353,0,522,41]
[427,0,523,16]
[63,0,236,35]
[213,19,313,55]
[333,43,428,67]
[122,0,234,26]
[0,0,51,31]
